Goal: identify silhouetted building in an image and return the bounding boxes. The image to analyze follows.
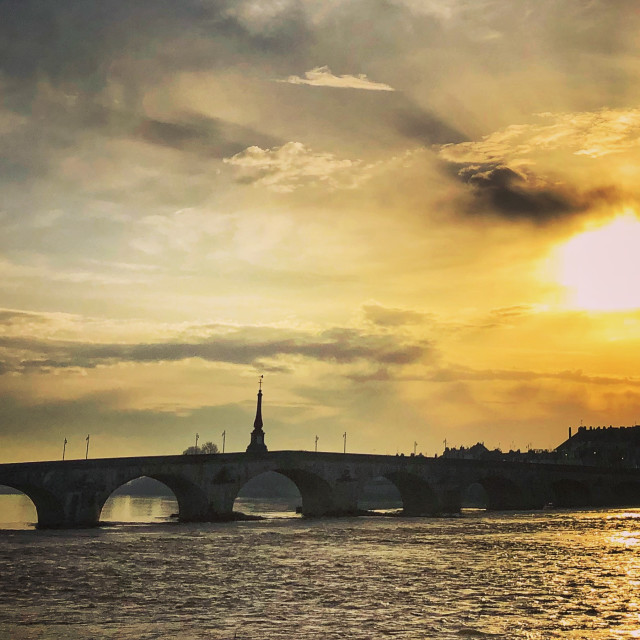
[246,381,268,454]
[442,442,559,464]
[555,425,640,467]
[442,442,494,460]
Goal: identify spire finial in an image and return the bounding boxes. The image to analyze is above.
[259,374,263,391]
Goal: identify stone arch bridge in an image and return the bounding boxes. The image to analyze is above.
[1,451,640,528]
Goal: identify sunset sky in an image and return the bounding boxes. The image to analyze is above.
[2,0,640,463]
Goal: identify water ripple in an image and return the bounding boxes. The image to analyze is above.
[1,508,640,639]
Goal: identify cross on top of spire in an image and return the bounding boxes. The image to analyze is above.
[259,374,263,391]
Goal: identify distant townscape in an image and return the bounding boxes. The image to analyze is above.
[442,425,640,468]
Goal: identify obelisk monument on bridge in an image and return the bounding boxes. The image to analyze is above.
[246,376,268,454]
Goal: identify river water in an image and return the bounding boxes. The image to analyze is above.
[1,495,639,639]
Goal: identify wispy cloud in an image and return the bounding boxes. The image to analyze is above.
[280,66,395,91]
[436,108,637,222]
[428,365,640,387]
[0,258,154,287]
[362,302,432,327]
[438,108,640,164]
[224,142,373,192]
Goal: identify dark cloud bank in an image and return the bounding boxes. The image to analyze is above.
[450,163,620,224]
[0,326,430,373]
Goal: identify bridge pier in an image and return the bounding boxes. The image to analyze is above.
[23,484,104,529]
[187,483,238,521]
[387,472,442,516]
[328,478,360,516]
[434,486,463,514]
[283,469,353,516]
[60,489,102,527]
[19,485,68,529]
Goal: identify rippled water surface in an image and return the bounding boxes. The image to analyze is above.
[1,502,639,639]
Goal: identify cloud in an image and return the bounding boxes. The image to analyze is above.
[393,102,467,145]
[0,257,154,288]
[489,305,538,320]
[434,108,640,222]
[224,142,373,192]
[280,66,395,91]
[438,108,640,164]
[427,365,640,387]
[134,113,282,158]
[363,303,431,327]
[0,316,432,373]
[457,165,580,221]
[0,0,303,94]
[455,164,621,222]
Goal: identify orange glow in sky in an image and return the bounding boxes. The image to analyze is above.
[559,212,640,311]
[2,2,640,463]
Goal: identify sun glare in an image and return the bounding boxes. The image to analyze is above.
[559,212,640,311]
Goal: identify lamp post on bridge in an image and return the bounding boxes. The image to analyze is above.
[222,430,226,454]
[343,432,347,454]
[195,433,199,453]
[85,434,90,460]
[315,435,319,453]
[62,438,67,461]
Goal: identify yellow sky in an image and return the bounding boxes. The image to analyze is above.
[1,0,640,463]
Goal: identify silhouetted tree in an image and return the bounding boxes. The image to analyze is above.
[183,441,219,455]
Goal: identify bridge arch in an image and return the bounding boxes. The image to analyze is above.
[98,473,210,524]
[551,478,591,507]
[101,476,178,524]
[0,484,39,529]
[235,467,335,517]
[233,471,301,517]
[357,475,403,513]
[462,482,489,510]
[0,481,64,529]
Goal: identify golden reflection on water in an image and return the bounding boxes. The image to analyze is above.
[0,494,37,530]
[0,495,304,529]
[0,506,640,638]
[610,532,640,547]
[607,512,640,550]
[100,495,178,523]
